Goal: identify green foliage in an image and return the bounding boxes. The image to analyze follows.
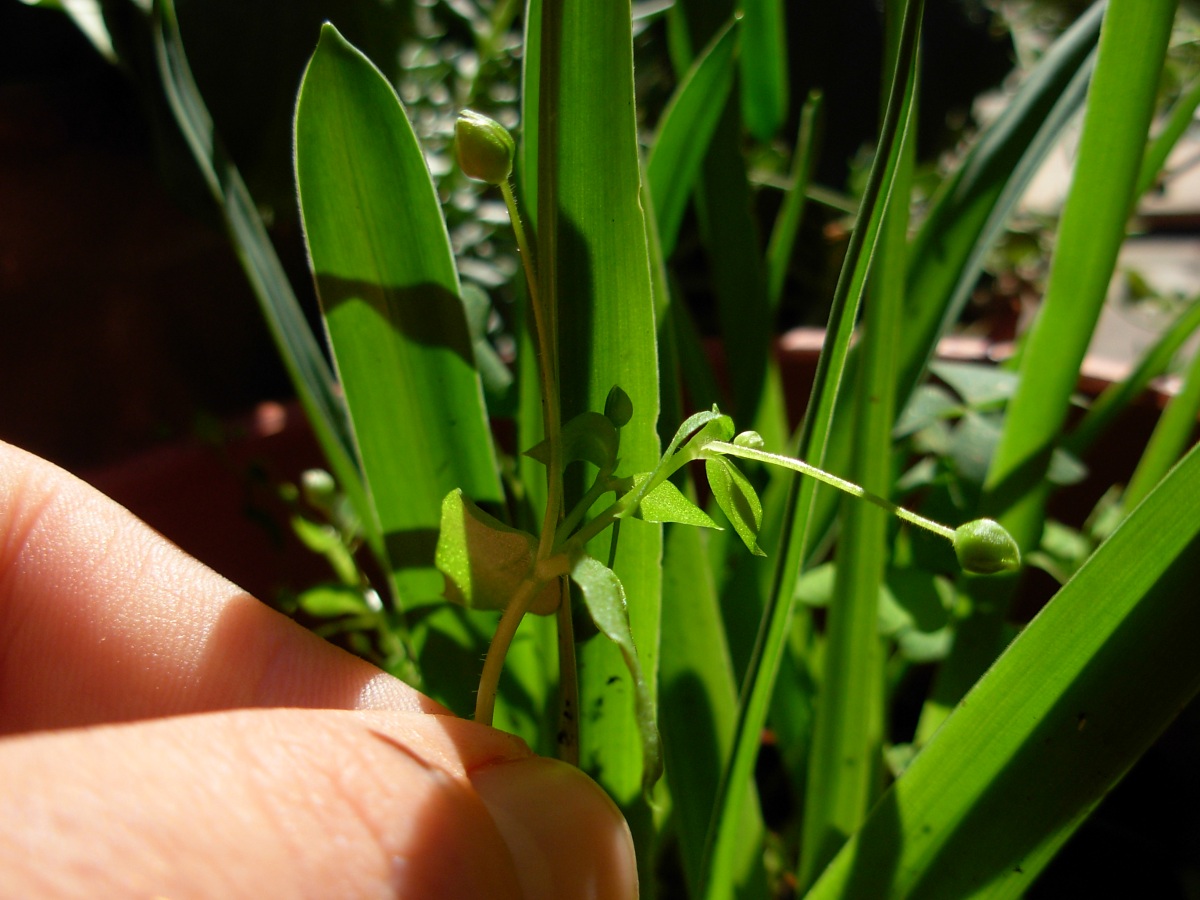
[74,0,1200,894]
[294,23,503,606]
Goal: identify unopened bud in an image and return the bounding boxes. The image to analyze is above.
[954,518,1021,575]
[455,110,515,185]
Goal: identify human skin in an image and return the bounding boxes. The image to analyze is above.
[0,440,637,898]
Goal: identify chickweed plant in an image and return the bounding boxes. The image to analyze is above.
[46,0,1200,893]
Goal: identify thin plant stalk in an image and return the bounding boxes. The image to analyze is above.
[697,2,924,895]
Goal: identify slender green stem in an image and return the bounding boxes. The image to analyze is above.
[475,576,543,724]
[704,441,956,541]
[500,180,562,563]
[555,466,616,544]
[501,179,538,312]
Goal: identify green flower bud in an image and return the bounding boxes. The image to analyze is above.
[455,110,515,185]
[954,518,1021,575]
[733,430,765,450]
[604,385,633,428]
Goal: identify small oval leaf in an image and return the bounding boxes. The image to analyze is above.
[570,555,663,794]
[706,456,766,556]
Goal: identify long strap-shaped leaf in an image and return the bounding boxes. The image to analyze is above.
[646,19,738,258]
[807,436,1200,897]
[803,3,1104,553]
[151,0,375,559]
[295,25,502,605]
[797,0,917,885]
[537,0,662,873]
[900,0,1103,405]
[921,0,1178,735]
[698,1,925,896]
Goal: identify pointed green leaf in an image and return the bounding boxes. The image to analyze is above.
[538,0,662,865]
[660,518,769,896]
[929,0,1178,722]
[738,0,787,141]
[523,411,619,471]
[435,490,560,615]
[701,2,924,893]
[705,456,765,556]
[570,556,662,793]
[294,24,502,604]
[630,474,721,529]
[901,2,1103,404]
[685,414,736,455]
[646,19,738,256]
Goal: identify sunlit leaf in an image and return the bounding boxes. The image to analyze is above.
[630,475,721,529]
[435,489,560,615]
[295,24,503,606]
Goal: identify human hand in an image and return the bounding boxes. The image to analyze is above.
[0,441,637,898]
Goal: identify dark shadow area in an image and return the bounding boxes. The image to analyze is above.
[313,274,476,366]
[553,214,597,422]
[1029,694,1200,898]
[659,670,726,891]
[383,528,442,577]
[840,786,904,898]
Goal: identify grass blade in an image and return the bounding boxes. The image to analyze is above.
[902,0,1103,409]
[151,0,374,559]
[660,518,769,897]
[537,0,662,873]
[1137,75,1200,198]
[766,90,823,310]
[802,5,1102,552]
[807,438,1200,897]
[1123,335,1200,508]
[1066,295,1200,455]
[738,0,788,141]
[796,0,916,883]
[699,2,925,895]
[669,0,773,424]
[646,18,738,259]
[921,0,1179,735]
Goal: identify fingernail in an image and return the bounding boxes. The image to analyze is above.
[469,757,638,899]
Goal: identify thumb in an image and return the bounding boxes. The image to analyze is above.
[0,708,637,899]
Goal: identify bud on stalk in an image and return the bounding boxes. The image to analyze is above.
[455,110,515,185]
